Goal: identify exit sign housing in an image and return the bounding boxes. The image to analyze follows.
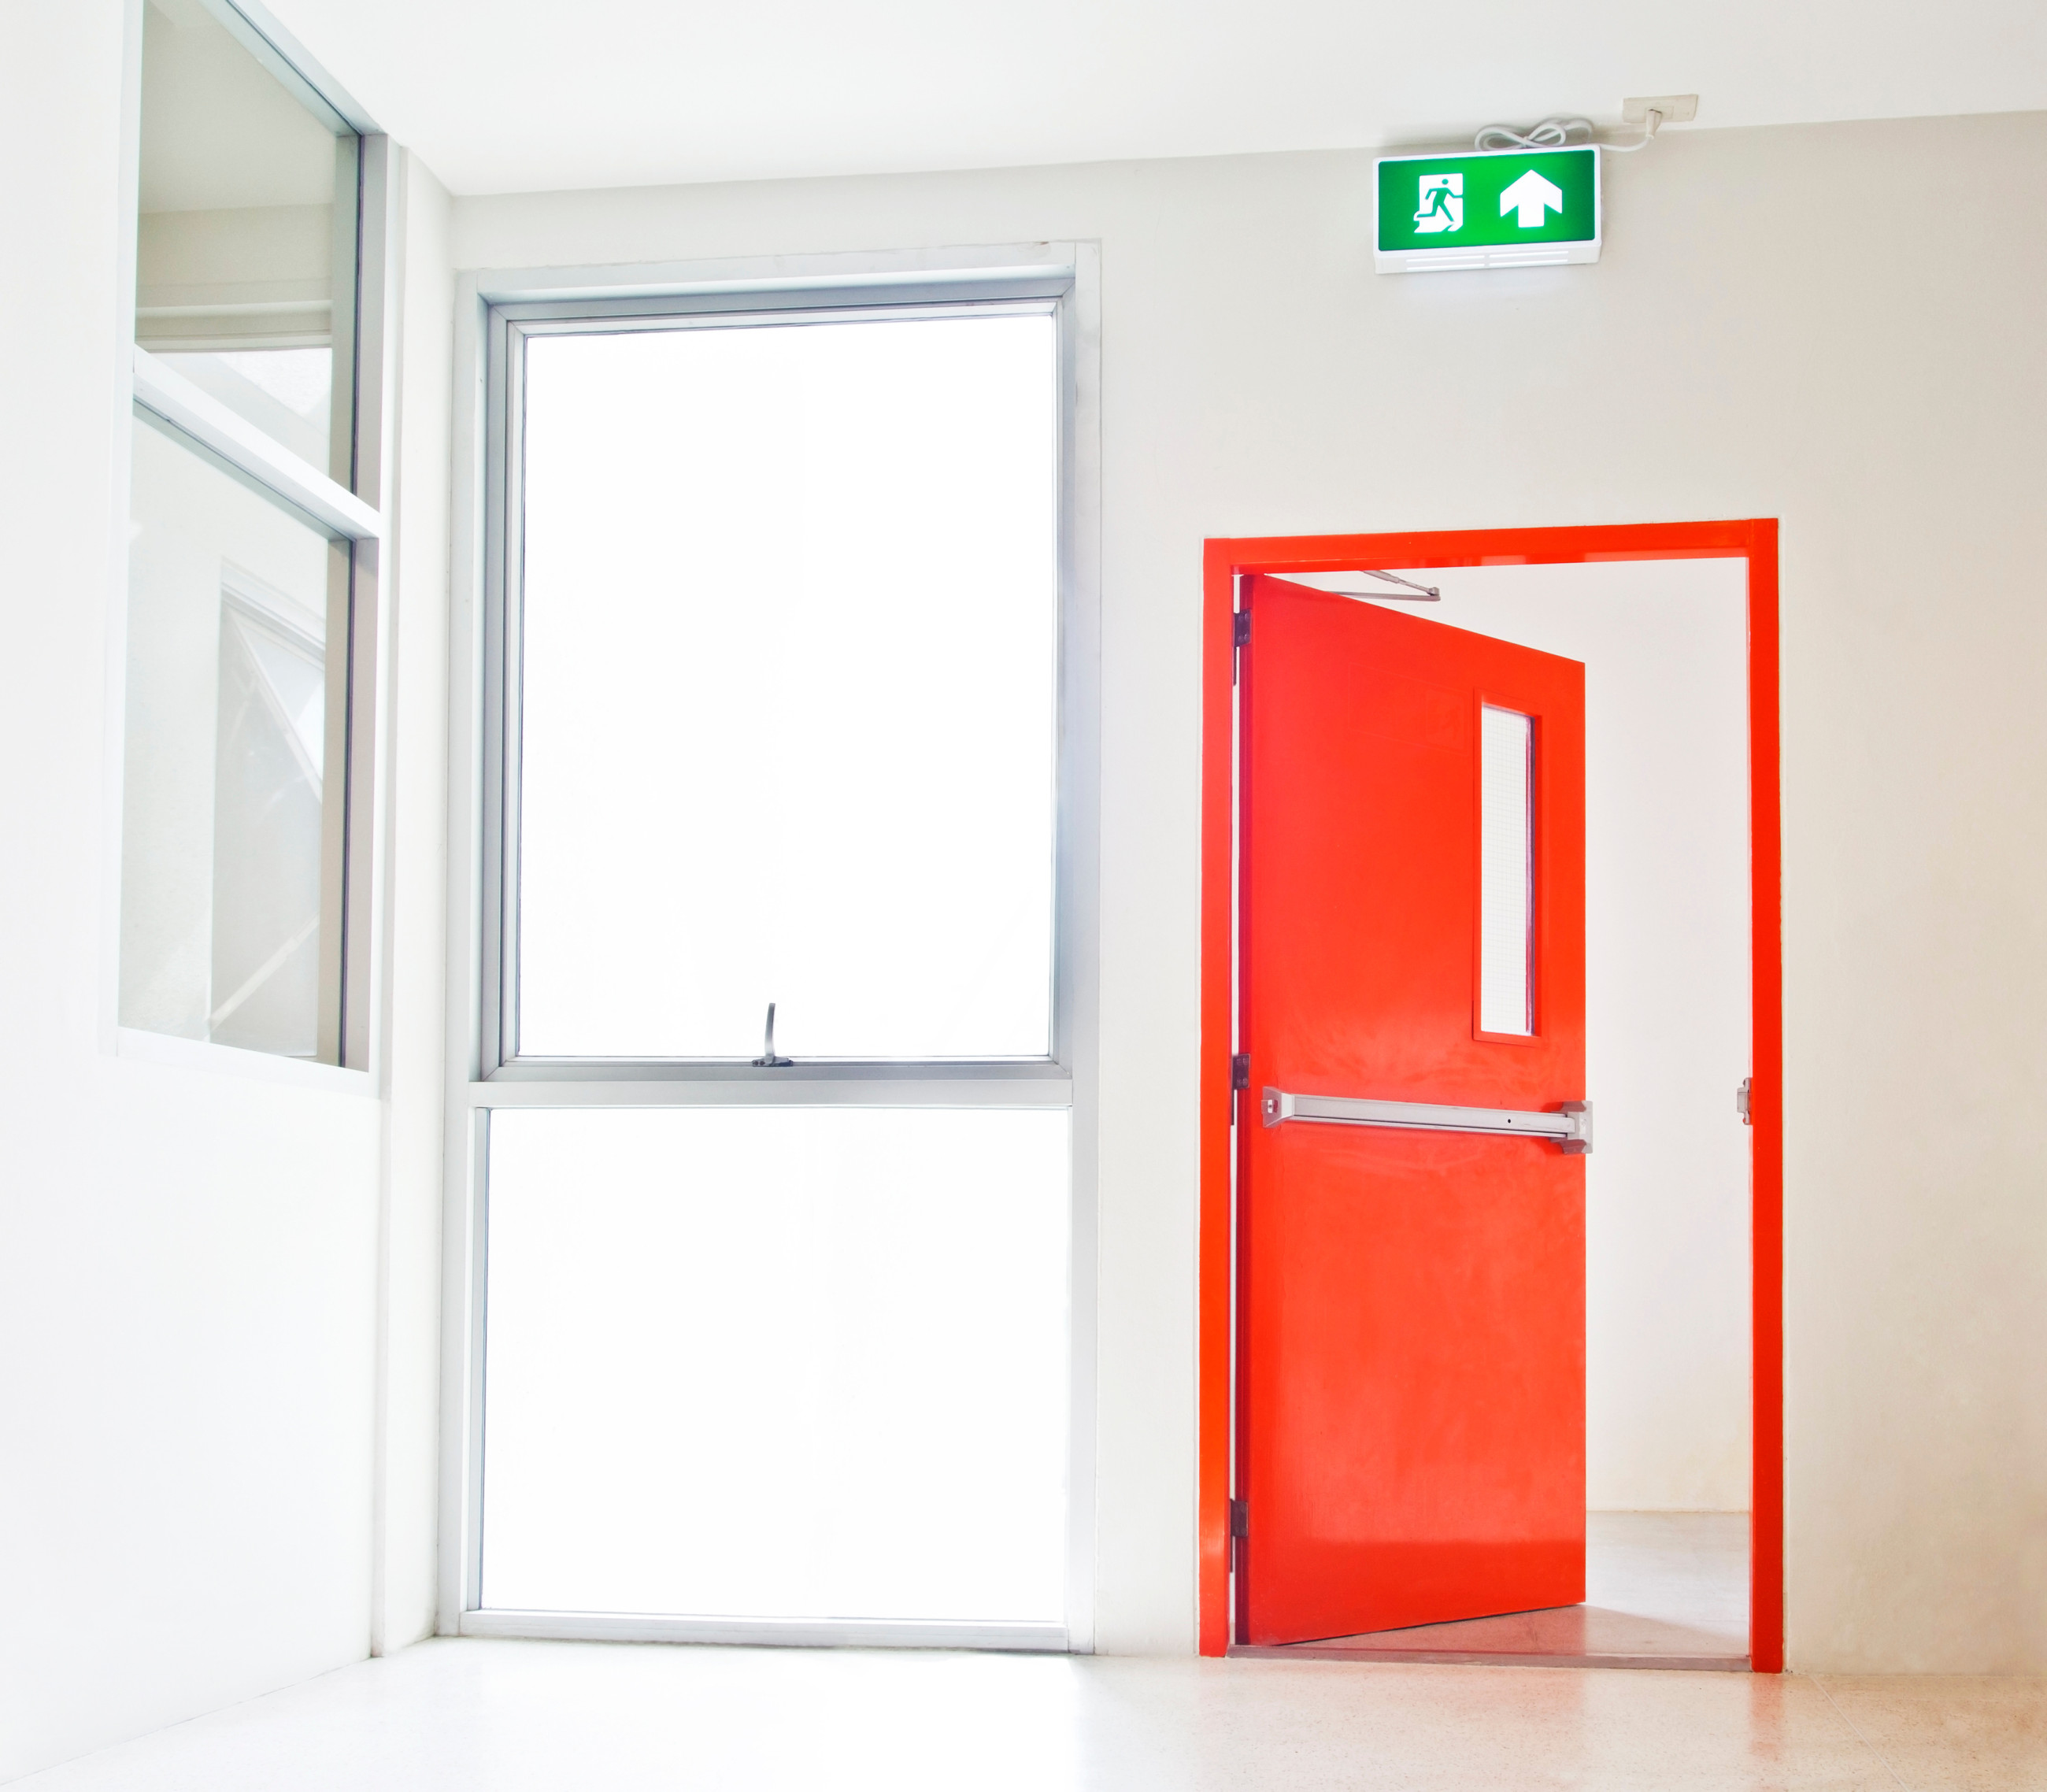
[1375,146,1601,275]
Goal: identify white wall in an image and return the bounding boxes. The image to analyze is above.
[0,6,454,1778]
[369,146,455,1657]
[1339,559,1753,1513]
[447,110,2047,1672]
[0,52,384,1739]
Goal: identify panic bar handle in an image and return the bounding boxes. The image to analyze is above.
[1260,1089,1592,1154]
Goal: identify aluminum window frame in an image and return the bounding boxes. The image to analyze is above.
[111,0,391,1079]
[478,284,1079,1082]
[441,246,1102,1651]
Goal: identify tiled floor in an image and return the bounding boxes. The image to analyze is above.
[1244,1510,1749,1668]
[14,1638,2045,1791]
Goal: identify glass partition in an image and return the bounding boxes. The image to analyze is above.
[120,414,342,1057]
[123,0,372,1064]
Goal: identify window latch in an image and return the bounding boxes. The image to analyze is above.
[753,1002,794,1068]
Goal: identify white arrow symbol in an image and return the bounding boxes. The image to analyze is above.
[1500,168,1565,228]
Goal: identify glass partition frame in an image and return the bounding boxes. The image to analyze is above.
[117,0,389,1072]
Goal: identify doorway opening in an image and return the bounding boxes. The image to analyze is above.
[1197,523,1782,1672]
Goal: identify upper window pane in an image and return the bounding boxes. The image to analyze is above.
[513,311,1060,1060]
[137,0,357,483]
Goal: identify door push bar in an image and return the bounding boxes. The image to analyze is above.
[1260,1089,1594,1153]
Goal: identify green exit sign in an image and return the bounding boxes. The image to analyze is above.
[1375,146,1601,274]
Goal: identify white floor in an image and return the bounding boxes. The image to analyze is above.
[14,1637,2045,1791]
[1251,1511,1749,1667]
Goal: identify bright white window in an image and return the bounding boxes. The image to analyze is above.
[511,313,1059,1061]
[468,281,1085,1644]
[481,1108,1070,1621]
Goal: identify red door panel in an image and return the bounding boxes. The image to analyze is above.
[1236,573,1586,1647]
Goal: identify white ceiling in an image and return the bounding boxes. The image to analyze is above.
[261,0,2047,196]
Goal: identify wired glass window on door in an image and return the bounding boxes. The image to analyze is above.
[473,291,1080,1639]
[1478,704,1535,1037]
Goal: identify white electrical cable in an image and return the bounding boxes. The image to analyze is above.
[1601,109,1663,153]
[1473,111,1662,154]
[1474,116,1591,151]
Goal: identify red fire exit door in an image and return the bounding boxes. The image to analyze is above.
[1234,573,1589,1647]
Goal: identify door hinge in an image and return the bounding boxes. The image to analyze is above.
[1737,1076,1753,1124]
[1231,1053,1250,1091]
[1230,1498,1249,1539]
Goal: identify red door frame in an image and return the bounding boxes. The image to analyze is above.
[1199,521,1784,1672]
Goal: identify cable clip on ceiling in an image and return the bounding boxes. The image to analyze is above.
[1473,109,1665,155]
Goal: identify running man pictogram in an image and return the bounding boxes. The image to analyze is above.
[1414,173,1464,234]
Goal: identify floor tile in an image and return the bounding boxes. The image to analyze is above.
[1816,1676,2047,1790]
[7,1641,1919,1792]
[1264,1509,1750,1664]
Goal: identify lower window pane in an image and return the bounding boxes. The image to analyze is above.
[479,1107,1071,1623]
[120,413,340,1058]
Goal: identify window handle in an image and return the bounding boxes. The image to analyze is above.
[753,1002,794,1068]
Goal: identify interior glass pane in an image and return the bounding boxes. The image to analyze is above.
[1479,704,1534,1035]
[479,1108,1070,1622]
[513,312,1059,1060]
[120,413,339,1057]
[137,0,357,481]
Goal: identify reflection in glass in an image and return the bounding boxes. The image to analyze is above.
[120,414,337,1057]
[479,1107,1070,1622]
[514,313,1060,1060]
[135,0,356,480]
[1479,705,1534,1035]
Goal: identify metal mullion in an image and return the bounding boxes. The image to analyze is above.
[1048,281,1080,1076]
[338,131,394,1072]
[457,1105,490,1630]
[489,1056,1068,1082]
[461,1612,1067,1649]
[468,1076,1072,1111]
[479,310,524,1076]
[131,358,382,542]
[494,284,1069,333]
